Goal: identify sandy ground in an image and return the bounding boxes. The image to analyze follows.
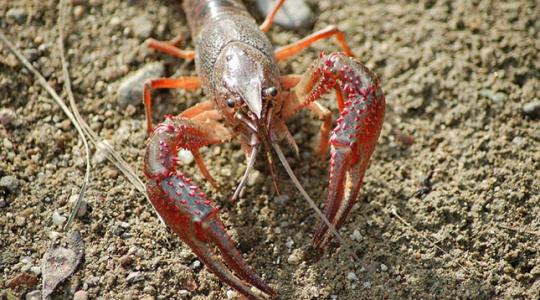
[1,0,539,299]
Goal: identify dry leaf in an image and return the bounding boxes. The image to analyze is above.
[41,231,84,298]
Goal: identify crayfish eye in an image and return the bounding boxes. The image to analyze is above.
[226,98,236,108]
[264,86,278,98]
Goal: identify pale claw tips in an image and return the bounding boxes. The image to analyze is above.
[203,217,276,298]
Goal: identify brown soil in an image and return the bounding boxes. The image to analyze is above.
[1,1,539,299]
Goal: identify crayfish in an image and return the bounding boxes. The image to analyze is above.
[142,0,385,298]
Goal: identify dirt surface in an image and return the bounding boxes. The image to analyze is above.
[1,0,539,299]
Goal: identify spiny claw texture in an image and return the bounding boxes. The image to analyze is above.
[144,119,275,300]
[294,53,385,248]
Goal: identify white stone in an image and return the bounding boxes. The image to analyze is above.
[177,149,194,165]
[256,0,314,30]
[350,230,362,241]
[52,211,67,226]
[247,170,261,186]
[287,249,303,265]
[226,290,238,299]
[346,272,358,281]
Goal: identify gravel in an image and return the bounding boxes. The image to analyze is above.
[0,108,17,126]
[6,8,27,24]
[287,249,303,265]
[256,0,315,30]
[126,272,145,284]
[25,290,41,300]
[190,260,201,270]
[247,169,262,186]
[177,148,194,165]
[0,175,19,193]
[350,229,362,242]
[69,194,88,218]
[73,290,89,300]
[2,0,539,299]
[522,99,540,118]
[346,272,359,281]
[131,15,154,39]
[51,211,67,226]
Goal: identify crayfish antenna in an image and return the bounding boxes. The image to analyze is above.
[232,145,259,201]
[272,143,358,260]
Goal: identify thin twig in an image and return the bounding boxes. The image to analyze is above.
[58,0,92,230]
[0,22,163,227]
[56,0,163,225]
[0,30,92,232]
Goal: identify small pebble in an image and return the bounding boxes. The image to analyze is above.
[350,230,362,242]
[274,194,289,205]
[220,167,232,177]
[287,249,303,265]
[119,221,130,229]
[117,63,164,107]
[52,211,67,226]
[73,290,88,300]
[126,272,145,284]
[346,272,358,281]
[491,92,507,104]
[178,290,189,297]
[0,108,17,126]
[49,231,61,241]
[111,226,124,236]
[177,149,194,165]
[73,5,85,18]
[226,290,238,299]
[256,0,314,30]
[110,16,122,27]
[285,237,294,249]
[125,104,137,117]
[479,89,507,104]
[131,15,154,39]
[522,99,540,118]
[15,216,26,227]
[21,256,32,265]
[190,260,201,270]
[6,8,27,24]
[25,290,41,300]
[33,35,43,45]
[380,264,388,272]
[23,48,40,63]
[69,194,88,217]
[0,175,19,192]
[247,169,261,186]
[30,266,41,275]
[119,254,133,267]
[3,138,13,149]
[512,136,524,146]
[363,281,371,289]
[0,199,7,208]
